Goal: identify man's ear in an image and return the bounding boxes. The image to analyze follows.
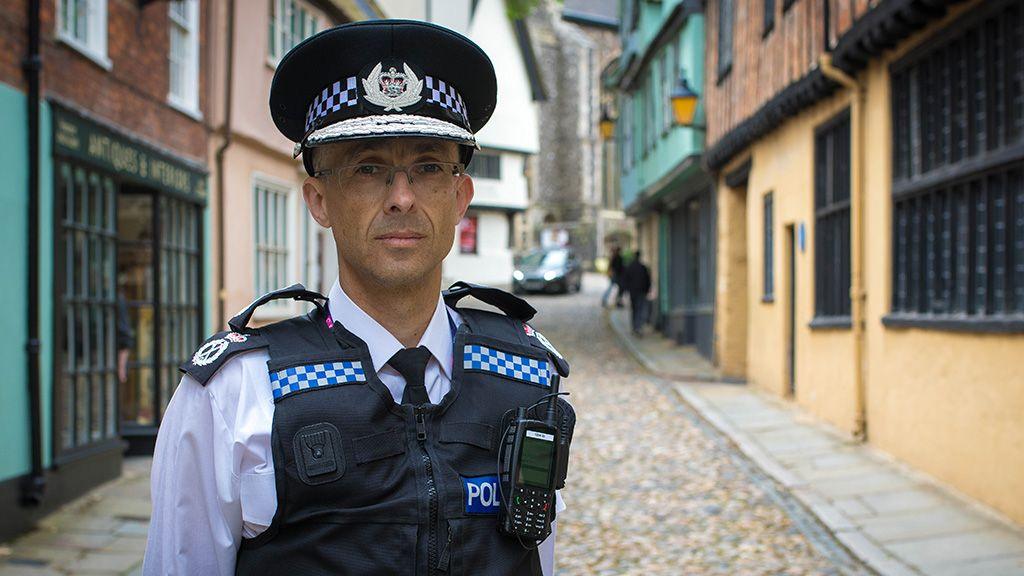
[302,176,332,228]
[455,175,475,221]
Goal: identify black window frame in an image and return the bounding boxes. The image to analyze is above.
[717,0,734,83]
[763,192,775,302]
[812,110,852,327]
[763,0,775,38]
[886,0,1024,332]
[466,151,502,180]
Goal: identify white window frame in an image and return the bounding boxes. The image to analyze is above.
[168,0,201,118]
[56,0,110,70]
[251,173,300,320]
[267,0,320,67]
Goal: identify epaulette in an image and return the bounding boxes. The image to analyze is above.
[180,330,269,386]
[181,283,329,386]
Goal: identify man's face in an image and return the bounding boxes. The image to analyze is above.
[302,137,474,291]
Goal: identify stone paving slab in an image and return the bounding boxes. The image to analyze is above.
[608,307,1024,576]
[0,459,151,576]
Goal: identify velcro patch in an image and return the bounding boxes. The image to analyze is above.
[462,475,502,515]
[270,361,366,400]
[463,345,550,387]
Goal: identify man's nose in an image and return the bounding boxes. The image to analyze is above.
[384,169,416,212]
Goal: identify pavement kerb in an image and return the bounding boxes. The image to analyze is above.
[604,309,915,576]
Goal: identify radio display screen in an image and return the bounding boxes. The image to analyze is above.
[518,429,555,488]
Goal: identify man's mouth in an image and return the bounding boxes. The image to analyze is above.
[376,231,426,248]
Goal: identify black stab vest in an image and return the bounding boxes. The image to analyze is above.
[227,304,562,576]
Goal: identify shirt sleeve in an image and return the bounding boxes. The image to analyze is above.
[143,371,244,576]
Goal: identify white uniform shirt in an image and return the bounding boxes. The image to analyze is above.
[143,279,563,575]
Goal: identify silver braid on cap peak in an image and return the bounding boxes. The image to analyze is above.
[304,114,478,148]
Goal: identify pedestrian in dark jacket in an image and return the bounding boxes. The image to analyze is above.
[602,246,625,308]
[622,251,651,335]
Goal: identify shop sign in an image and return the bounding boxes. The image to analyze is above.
[52,105,206,199]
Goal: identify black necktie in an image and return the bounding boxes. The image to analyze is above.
[388,346,432,405]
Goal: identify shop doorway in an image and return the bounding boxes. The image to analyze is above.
[117,187,203,454]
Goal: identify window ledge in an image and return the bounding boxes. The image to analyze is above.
[167,97,204,122]
[57,33,111,71]
[762,294,775,304]
[808,316,851,330]
[882,313,1024,334]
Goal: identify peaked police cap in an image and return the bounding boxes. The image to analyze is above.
[270,19,498,174]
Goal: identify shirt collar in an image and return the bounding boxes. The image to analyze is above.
[327,278,456,378]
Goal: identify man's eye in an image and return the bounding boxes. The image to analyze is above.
[415,163,444,175]
[352,165,382,176]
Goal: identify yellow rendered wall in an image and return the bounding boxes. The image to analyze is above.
[714,178,748,378]
[859,4,1024,524]
[736,94,860,434]
[211,138,307,328]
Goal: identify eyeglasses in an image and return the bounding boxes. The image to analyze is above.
[314,162,465,194]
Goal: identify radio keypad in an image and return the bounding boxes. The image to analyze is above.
[510,486,551,536]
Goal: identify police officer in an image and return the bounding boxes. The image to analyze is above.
[143,19,572,576]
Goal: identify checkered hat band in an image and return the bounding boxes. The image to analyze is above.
[304,75,471,136]
[270,360,367,400]
[462,345,551,387]
[305,76,360,133]
[425,76,469,126]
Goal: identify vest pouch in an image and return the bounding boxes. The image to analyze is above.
[446,517,541,576]
[438,421,497,478]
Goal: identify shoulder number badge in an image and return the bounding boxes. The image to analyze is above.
[362,62,423,111]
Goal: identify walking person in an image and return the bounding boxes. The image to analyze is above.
[622,251,652,336]
[143,20,574,575]
[602,245,624,308]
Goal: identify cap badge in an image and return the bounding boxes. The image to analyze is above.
[362,62,423,111]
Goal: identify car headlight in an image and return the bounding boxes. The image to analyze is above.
[513,270,524,281]
[543,270,559,281]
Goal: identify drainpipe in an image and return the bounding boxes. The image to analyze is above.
[819,54,867,441]
[214,0,235,327]
[21,0,45,506]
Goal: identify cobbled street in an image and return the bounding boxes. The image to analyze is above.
[528,276,869,576]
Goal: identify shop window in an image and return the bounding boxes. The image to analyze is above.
[764,192,774,301]
[467,152,501,180]
[813,111,851,322]
[253,179,291,304]
[57,0,109,68]
[56,162,119,454]
[717,0,733,82]
[459,215,478,254]
[889,0,1024,327]
[169,0,200,115]
[268,0,319,66]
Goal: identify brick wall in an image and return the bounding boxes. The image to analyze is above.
[0,0,208,163]
[704,0,877,148]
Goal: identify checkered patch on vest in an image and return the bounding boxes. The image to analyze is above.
[270,361,366,400]
[463,345,550,387]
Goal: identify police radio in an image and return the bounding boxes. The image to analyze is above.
[498,370,573,544]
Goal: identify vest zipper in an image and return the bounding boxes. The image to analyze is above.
[416,408,440,575]
[436,521,452,572]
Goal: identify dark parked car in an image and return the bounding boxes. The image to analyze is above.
[512,248,582,294]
